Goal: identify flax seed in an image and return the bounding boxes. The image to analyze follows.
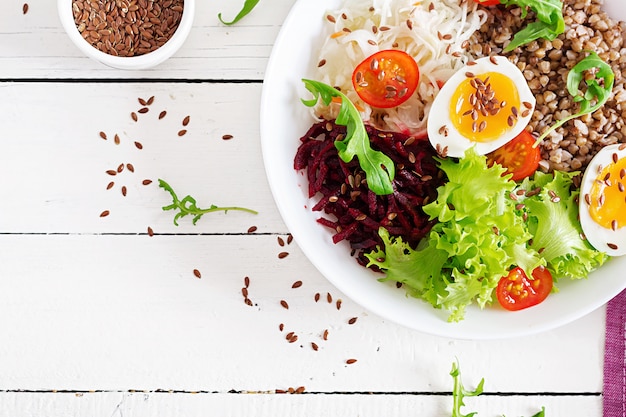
[182,115,190,126]
[323,329,329,340]
[126,163,134,172]
[314,293,320,302]
[22,3,28,14]
[348,317,358,325]
[311,342,319,351]
[114,134,120,145]
[106,181,115,190]
[327,292,332,303]
[346,359,357,364]
[142,179,152,185]
[158,110,167,119]
[147,226,154,236]
[222,134,233,140]
[121,185,127,196]
[193,269,201,279]
[280,300,289,309]
[100,210,110,217]
[278,251,289,259]
[134,141,143,149]
[247,225,257,233]
[292,280,302,289]
[318,59,326,67]
[177,129,187,137]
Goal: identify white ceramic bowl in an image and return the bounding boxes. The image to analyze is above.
[57,0,194,70]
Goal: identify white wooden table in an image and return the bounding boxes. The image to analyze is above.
[0,1,610,415]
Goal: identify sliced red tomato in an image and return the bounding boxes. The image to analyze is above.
[473,0,500,5]
[352,50,419,109]
[496,266,553,311]
[486,130,541,182]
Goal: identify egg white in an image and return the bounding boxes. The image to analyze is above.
[578,144,626,256]
[427,56,536,158]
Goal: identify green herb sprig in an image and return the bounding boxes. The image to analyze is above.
[158,179,258,226]
[450,360,546,417]
[450,360,484,417]
[500,0,565,52]
[301,79,395,195]
[218,0,260,25]
[534,51,614,146]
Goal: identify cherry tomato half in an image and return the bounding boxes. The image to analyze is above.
[352,50,420,109]
[473,0,501,5]
[496,266,553,311]
[486,130,541,182]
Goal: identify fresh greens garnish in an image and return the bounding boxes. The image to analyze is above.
[301,79,395,195]
[218,0,260,25]
[535,51,615,145]
[450,360,484,417]
[158,179,258,226]
[500,0,565,52]
[449,360,545,417]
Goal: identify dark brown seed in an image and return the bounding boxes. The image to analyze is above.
[612,220,618,231]
[131,112,138,122]
[22,3,28,14]
[138,97,147,106]
[159,110,167,119]
[292,280,302,289]
[182,115,190,126]
[336,299,342,310]
[106,170,117,176]
[121,186,127,196]
[465,71,475,78]
[142,179,152,185]
[323,329,329,340]
[100,210,110,217]
[608,243,619,250]
[278,252,289,259]
[287,234,293,244]
[280,300,289,309]
[245,298,253,306]
[247,225,257,233]
[134,141,143,150]
[285,331,294,340]
[326,14,336,23]
[138,107,149,114]
[318,59,327,67]
[279,323,284,331]
[244,276,250,288]
[99,131,107,140]
[278,236,285,246]
[147,96,155,105]
[106,181,114,190]
[147,226,154,236]
[327,292,332,303]
[193,269,201,279]
[117,163,125,173]
[288,335,298,343]
[222,134,233,140]
[311,342,319,351]
[178,129,187,137]
[126,163,135,172]
[348,317,358,325]
[314,293,320,302]
[489,55,498,65]
[346,359,357,364]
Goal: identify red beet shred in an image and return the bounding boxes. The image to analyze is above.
[294,119,445,267]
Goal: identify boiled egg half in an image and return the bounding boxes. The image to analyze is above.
[579,144,626,256]
[427,56,536,158]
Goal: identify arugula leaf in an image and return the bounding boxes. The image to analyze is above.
[301,79,395,195]
[158,179,258,226]
[535,51,614,144]
[500,0,565,52]
[450,360,484,417]
[218,0,260,25]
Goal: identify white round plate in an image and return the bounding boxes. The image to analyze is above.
[260,0,626,339]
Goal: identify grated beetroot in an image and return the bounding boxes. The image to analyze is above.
[294,119,445,267]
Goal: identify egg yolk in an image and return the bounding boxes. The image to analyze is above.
[449,71,520,143]
[588,156,626,230]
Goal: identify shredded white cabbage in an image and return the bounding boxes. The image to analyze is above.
[314,0,488,136]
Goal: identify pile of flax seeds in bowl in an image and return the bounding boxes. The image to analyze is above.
[468,0,626,181]
[72,0,184,57]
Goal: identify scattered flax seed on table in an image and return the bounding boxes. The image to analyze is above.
[159,110,167,119]
[348,317,358,325]
[222,134,233,140]
[134,141,143,150]
[280,300,289,309]
[277,236,285,246]
[291,280,302,289]
[247,225,257,233]
[278,251,289,259]
[142,179,153,185]
[178,129,187,137]
[99,210,110,218]
[138,107,149,114]
[22,3,28,14]
[193,269,201,279]
[346,359,358,365]
[114,134,120,145]
[182,115,190,126]
[131,112,138,122]
[99,131,107,140]
[147,226,154,237]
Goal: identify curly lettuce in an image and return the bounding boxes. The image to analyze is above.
[366,148,607,321]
